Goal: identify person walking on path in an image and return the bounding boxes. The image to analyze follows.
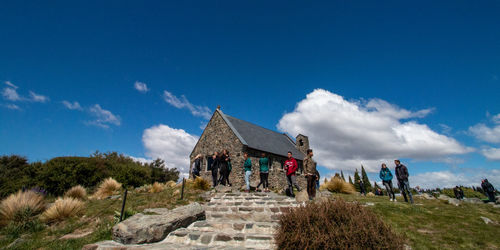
[211,152,219,188]
[395,159,413,204]
[304,149,317,200]
[256,153,270,192]
[192,154,202,179]
[284,151,301,197]
[219,150,231,186]
[358,179,366,196]
[481,179,496,203]
[379,163,396,201]
[243,152,252,192]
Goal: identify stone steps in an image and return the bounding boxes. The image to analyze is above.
[163,228,275,249]
[188,220,278,234]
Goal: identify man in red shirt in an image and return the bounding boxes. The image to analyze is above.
[284,151,302,196]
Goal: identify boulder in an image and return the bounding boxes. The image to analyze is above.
[463,198,482,204]
[112,202,205,244]
[295,190,309,203]
[438,194,460,206]
[215,185,232,193]
[367,192,375,197]
[419,193,435,200]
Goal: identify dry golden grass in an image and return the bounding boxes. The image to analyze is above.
[40,197,85,223]
[149,182,164,193]
[64,185,87,200]
[320,177,356,194]
[165,180,176,188]
[92,178,122,199]
[187,177,211,191]
[0,190,45,225]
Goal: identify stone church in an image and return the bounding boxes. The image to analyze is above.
[190,108,309,191]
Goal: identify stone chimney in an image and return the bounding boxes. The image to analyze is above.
[295,134,309,155]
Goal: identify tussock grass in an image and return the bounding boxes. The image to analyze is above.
[92,178,122,199]
[165,180,176,189]
[64,185,87,200]
[276,198,405,249]
[320,177,356,194]
[0,190,45,226]
[40,197,85,223]
[187,177,210,191]
[149,182,164,193]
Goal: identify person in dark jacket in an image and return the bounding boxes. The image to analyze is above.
[395,159,413,204]
[303,149,317,200]
[219,149,231,186]
[211,152,219,188]
[256,153,270,192]
[453,186,464,200]
[481,179,496,203]
[284,151,301,197]
[358,179,366,196]
[192,154,202,179]
[379,163,396,201]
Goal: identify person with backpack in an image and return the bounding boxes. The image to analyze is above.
[358,179,366,196]
[243,152,252,192]
[379,163,396,201]
[481,179,496,203]
[395,159,413,204]
[284,151,301,197]
[256,153,270,192]
[211,152,219,188]
[192,154,202,179]
[304,149,317,200]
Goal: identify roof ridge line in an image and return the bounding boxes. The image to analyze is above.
[217,109,248,146]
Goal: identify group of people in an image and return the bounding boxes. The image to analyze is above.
[378,160,414,204]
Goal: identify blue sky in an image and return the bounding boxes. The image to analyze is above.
[1,1,499,188]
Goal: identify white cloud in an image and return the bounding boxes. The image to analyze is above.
[481,147,500,161]
[62,100,83,110]
[29,91,49,103]
[469,116,500,144]
[2,87,22,101]
[163,91,212,119]
[277,89,473,172]
[87,104,121,128]
[4,81,18,89]
[411,169,500,189]
[134,81,149,93]
[128,155,153,164]
[2,104,21,110]
[142,124,199,178]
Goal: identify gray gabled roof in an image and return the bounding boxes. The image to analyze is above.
[218,110,305,160]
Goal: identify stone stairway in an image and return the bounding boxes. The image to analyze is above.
[85,192,300,250]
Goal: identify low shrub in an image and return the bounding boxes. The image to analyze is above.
[275,199,405,249]
[64,185,87,200]
[93,178,122,199]
[165,180,176,189]
[320,177,356,194]
[0,190,45,226]
[188,177,211,191]
[149,182,164,193]
[40,197,85,223]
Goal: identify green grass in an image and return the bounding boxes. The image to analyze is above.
[333,194,500,249]
[0,185,204,250]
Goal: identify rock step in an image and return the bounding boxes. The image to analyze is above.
[163,228,275,249]
[188,221,278,234]
[206,211,283,222]
[205,206,295,214]
[211,196,296,201]
[205,201,299,207]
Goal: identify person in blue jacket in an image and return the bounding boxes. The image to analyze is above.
[380,163,396,201]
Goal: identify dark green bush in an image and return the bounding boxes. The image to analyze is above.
[275,199,405,249]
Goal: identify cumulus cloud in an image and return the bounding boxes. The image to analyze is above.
[2,104,21,110]
[481,147,500,161]
[62,100,83,110]
[163,91,212,119]
[4,81,18,89]
[277,89,472,172]
[142,124,199,178]
[411,168,500,189]
[469,114,500,144]
[86,104,121,128]
[134,81,149,93]
[29,91,49,103]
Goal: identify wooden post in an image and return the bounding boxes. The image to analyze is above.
[119,188,128,222]
[181,178,186,200]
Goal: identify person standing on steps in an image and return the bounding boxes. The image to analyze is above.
[220,149,231,187]
[395,159,413,204]
[211,152,219,188]
[243,152,252,192]
[192,154,202,180]
[304,149,317,200]
[379,163,396,201]
[358,179,366,196]
[284,151,301,197]
[256,153,270,192]
[481,179,496,203]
